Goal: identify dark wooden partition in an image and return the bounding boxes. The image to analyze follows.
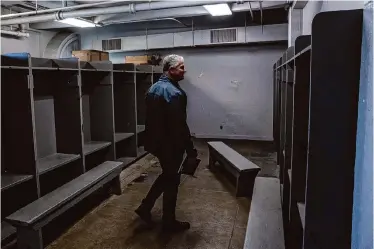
[273,9,363,249]
[1,54,154,247]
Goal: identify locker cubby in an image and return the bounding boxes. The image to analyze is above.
[1,54,39,245]
[273,9,363,249]
[113,63,137,162]
[135,65,152,148]
[1,55,37,193]
[1,54,157,247]
[152,65,163,83]
[31,58,83,194]
[80,61,115,170]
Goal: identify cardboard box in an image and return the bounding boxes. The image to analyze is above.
[72,50,109,62]
[125,55,151,65]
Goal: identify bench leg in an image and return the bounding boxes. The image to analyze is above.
[208,153,216,169]
[109,176,122,195]
[17,227,43,249]
[236,171,259,197]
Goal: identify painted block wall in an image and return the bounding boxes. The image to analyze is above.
[1,30,56,57]
[79,21,286,140]
[108,45,285,140]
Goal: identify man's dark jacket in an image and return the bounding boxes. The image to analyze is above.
[144,75,196,158]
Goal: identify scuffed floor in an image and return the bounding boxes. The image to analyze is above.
[47,140,276,249]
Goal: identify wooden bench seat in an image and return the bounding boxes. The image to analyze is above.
[244,177,285,249]
[207,141,261,197]
[5,161,123,249]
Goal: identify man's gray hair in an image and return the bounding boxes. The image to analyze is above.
[162,54,184,72]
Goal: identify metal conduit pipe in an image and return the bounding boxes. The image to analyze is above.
[0,0,134,20]
[99,1,287,26]
[100,6,210,25]
[96,1,287,24]
[0,29,30,37]
[1,0,234,26]
[104,18,191,27]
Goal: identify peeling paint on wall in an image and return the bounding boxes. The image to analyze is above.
[230,79,241,90]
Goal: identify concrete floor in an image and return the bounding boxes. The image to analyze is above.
[47,140,277,249]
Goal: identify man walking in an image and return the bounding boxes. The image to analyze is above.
[135,54,198,232]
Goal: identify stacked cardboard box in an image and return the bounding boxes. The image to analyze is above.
[125,55,151,64]
[72,50,109,62]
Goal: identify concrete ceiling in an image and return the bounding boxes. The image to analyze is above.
[1,1,290,31]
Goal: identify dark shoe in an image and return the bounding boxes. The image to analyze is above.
[162,220,191,232]
[135,206,154,225]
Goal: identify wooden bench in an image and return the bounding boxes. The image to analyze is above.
[5,161,123,249]
[207,141,261,197]
[244,177,285,249]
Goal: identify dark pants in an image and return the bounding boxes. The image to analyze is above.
[140,152,184,223]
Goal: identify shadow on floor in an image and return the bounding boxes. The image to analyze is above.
[47,139,277,249]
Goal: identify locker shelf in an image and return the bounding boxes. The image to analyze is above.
[117,147,147,168]
[275,45,311,70]
[37,153,81,175]
[297,202,305,229]
[137,146,146,157]
[114,133,134,143]
[80,68,96,72]
[1,65,29,70]
[1,221,16,243]
[1,174,33,192]
[83,141,111,156]
[137,125,145,134]
[117,157,136,167]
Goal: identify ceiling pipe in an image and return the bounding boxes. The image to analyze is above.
[99,1,287,25]
[231,1,287,11]
[100,6,209,25]
[248,2,254,21]
[0,0,134,20]
[1,0,234,26]
[105,18,191,27]
[97,1,287,24]
[0,29,30,37]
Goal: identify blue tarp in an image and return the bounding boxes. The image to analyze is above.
[3,52,30,60]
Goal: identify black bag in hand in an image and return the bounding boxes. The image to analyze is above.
[178,154,201,176]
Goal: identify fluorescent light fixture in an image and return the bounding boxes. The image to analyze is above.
[203,3,232,16]
[56,18,96,28]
